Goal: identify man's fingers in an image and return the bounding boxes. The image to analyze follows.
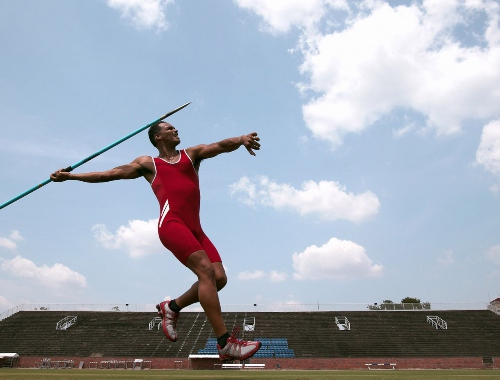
[245,146,256,156]
[245,132,260,155]
[50,168,68,182]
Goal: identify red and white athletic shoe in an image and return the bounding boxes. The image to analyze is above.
[217,328,262,361]
[156,300,179,342]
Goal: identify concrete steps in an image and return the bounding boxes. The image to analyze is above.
[1,310,500,358]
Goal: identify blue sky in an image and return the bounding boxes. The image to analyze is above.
[1,0,500,314]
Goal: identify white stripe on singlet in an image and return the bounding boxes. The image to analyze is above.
[159,199,170,228]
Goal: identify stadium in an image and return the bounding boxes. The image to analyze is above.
[1,300,499,373]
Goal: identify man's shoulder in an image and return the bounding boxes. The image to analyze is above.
[184,146,203,162]
[185,144,207,157]
[133,155,155,171]
[134,155,154,163]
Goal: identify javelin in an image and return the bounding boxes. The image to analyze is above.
[0,102,191,210]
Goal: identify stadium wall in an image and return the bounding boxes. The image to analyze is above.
[14,356,498,370]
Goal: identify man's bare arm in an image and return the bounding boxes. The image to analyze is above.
[187,132,260,161]
[50,156,154,183]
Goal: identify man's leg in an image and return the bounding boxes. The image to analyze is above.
[175,261,227,309]
[158,250,261,360]
[157,257,226,342]
[183,250,227,337]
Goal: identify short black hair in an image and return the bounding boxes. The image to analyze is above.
[148,121,165,147]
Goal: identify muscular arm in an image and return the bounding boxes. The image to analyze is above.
[186,132,260,162]
[50,156,154,183]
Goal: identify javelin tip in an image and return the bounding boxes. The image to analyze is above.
[159,101,191,121]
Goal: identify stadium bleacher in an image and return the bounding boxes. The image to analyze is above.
[1,309,500,360]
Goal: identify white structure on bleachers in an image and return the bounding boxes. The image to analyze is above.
[426,315,447,329]
[335,316,351,330]
[243,317,255,331]
[55,316,77,330]
[148,316,162,330]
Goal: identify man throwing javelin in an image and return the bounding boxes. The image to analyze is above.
[51,121,262,361]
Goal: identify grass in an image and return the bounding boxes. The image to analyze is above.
[1,369,500,380]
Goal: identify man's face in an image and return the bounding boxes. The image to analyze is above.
[156,123,180,145]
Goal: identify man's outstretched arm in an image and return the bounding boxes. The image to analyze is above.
[187,132,261,161]
[50,156,152,183]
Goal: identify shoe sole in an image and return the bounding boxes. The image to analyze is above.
[156,302,177,342]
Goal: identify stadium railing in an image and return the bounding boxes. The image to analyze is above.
[0,302,492,321]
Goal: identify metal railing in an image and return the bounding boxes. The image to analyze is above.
[148,317,161,330]
[0,302,492,322]
[55,316,78,331]
[427,315,448,329]
[335,316,350,330]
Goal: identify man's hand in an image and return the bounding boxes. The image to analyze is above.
[241,132,260,156]
[50,169,71,182]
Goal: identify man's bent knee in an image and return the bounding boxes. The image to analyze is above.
[213,262,227,291]
[195,262,216,282]
[216,274,227,291]
[186,251,216,281]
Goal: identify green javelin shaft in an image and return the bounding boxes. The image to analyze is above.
[0,102,191,210]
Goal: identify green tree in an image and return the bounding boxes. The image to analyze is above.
[401,297,431,309]
[401,297,420,303]
[368,297,431,310]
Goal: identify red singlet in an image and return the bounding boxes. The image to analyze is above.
[151,150,221,265]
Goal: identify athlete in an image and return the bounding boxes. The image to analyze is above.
[50,121,262,361]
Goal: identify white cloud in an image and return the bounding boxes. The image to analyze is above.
[234,0,347,34]
[230,177,258,207]
[237,269,288,282]
[292,237,383,280]
[237,0,500,147]
[269,270,288,282]
[0,230,23,250]
[486,245,500,264]
[302,1,500,146]
[230,176,380,223]
[92,219,163,259]
[393,121,419,138]
[476,120,500,175]
[237,270,265,280]
[107,0,174,32]
[0,255,87,288]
